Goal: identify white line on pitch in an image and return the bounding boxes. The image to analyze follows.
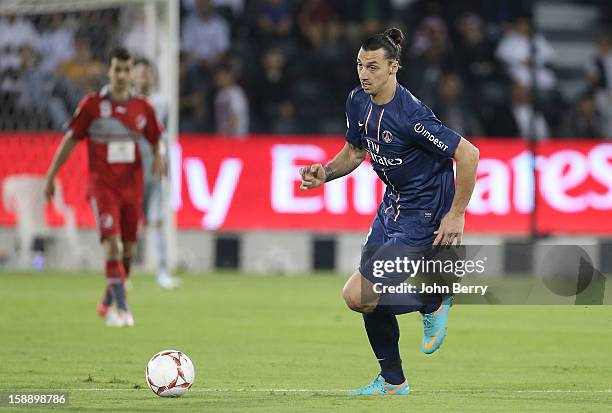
[35,388,612,394]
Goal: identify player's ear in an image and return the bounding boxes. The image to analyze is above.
[390,60,399,74]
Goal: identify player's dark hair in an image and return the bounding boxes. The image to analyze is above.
[133,57,152,67]
[361,27,404,64]
[108,47,132,65]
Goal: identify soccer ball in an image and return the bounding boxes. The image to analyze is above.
[145,350,195,397]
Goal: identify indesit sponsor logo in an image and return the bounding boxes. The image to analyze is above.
[414,123,449,152]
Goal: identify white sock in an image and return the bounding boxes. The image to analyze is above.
[154,226,168,276]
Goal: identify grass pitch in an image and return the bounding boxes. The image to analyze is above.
[1,271,611,412]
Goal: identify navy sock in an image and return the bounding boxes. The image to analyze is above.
[362,311,405,385]
[108,278,127,311]
[106,260,127,311]
[102,287,113,306]
[122,257,132,278]
[376,293,443,316]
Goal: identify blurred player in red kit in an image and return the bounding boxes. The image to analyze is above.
[44,47,167,327]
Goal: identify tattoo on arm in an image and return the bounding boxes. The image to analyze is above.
[325,143,365,183]
[324,165,335,182]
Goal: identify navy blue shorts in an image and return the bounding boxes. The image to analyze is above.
[359,198,440,281]
[358,199,446,310]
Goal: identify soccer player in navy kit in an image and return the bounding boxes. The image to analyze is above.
[300,28,479,396]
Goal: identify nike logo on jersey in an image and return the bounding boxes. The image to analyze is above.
[358,122,364,127]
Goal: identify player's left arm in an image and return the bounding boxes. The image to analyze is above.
[143,100,168,179]
[434,137,479,246]
[151,140,168,180]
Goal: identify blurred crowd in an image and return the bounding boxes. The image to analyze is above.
[1,0,611,139]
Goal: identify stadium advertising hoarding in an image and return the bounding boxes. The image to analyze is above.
[0,134,611,234]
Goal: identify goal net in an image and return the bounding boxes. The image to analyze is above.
[0,0,179,271]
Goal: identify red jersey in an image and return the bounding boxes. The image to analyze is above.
[68,90,162,200]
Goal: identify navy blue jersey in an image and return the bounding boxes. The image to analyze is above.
[345,83,461,223]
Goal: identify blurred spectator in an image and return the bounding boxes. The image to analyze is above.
[123,9,151,59]
[0,15,40,73]
[214,0,245,18]
[297,0,339,48]
[250,47,294,132]
[38,14,75,74]
[585,32,611,92]
[181,0,230,67]
[57,36,104,94]
[214,63,249,136]
[15,45,69,129]
[403,16,452,105]
[432,72,483,137]
[453,13,500,91]
[491,81,550,139]
[359,0,392,33]
[585,32,612,138]
[179,68,210,132]
[183,0,245,16]
[336,0,391,35]
[254,0,293,46]
[180,0,230,132]
[561,92,606,138]
[496,16,556,90]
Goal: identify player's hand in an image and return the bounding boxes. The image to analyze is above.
[44,177,55,201]
[433,210,464,247]
[152,154,168,180]
[299,164,326,190]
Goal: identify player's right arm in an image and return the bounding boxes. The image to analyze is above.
[299,143,366,190]
[44,132,79,199]
[45,95,93,200]
[300,88,367,190]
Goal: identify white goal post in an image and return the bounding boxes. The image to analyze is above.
[0,0,180,272]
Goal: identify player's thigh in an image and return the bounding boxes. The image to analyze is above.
[122,240,137,259]
[119,200,142,244]
[359,214,387,269]
[90,193,121,243]
[342,217,388,312]
[101,234,123,259]
[143,179,163,225]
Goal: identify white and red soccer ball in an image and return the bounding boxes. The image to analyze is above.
[145,350,195,397]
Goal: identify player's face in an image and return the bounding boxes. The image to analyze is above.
[108,58,133,93]
[357,48,398,96]
[132,63,154,93]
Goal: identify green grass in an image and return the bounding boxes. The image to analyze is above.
[1,271,611,412]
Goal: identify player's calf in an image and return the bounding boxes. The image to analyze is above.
[122,240,137,278]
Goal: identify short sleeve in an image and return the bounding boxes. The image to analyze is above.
[143,100,163,145]
[405,107,461,158]
[67,96,93,140]
[345,90,362,149]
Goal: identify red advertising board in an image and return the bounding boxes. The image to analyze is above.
[0,133,611,234]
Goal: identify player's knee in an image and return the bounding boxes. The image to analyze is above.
[104,236,123,259]
[122,242,136,259]
[342,283,375,313]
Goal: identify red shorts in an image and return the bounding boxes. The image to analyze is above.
[90,191,141,242]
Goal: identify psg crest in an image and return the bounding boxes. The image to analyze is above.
[382,130,393,143]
